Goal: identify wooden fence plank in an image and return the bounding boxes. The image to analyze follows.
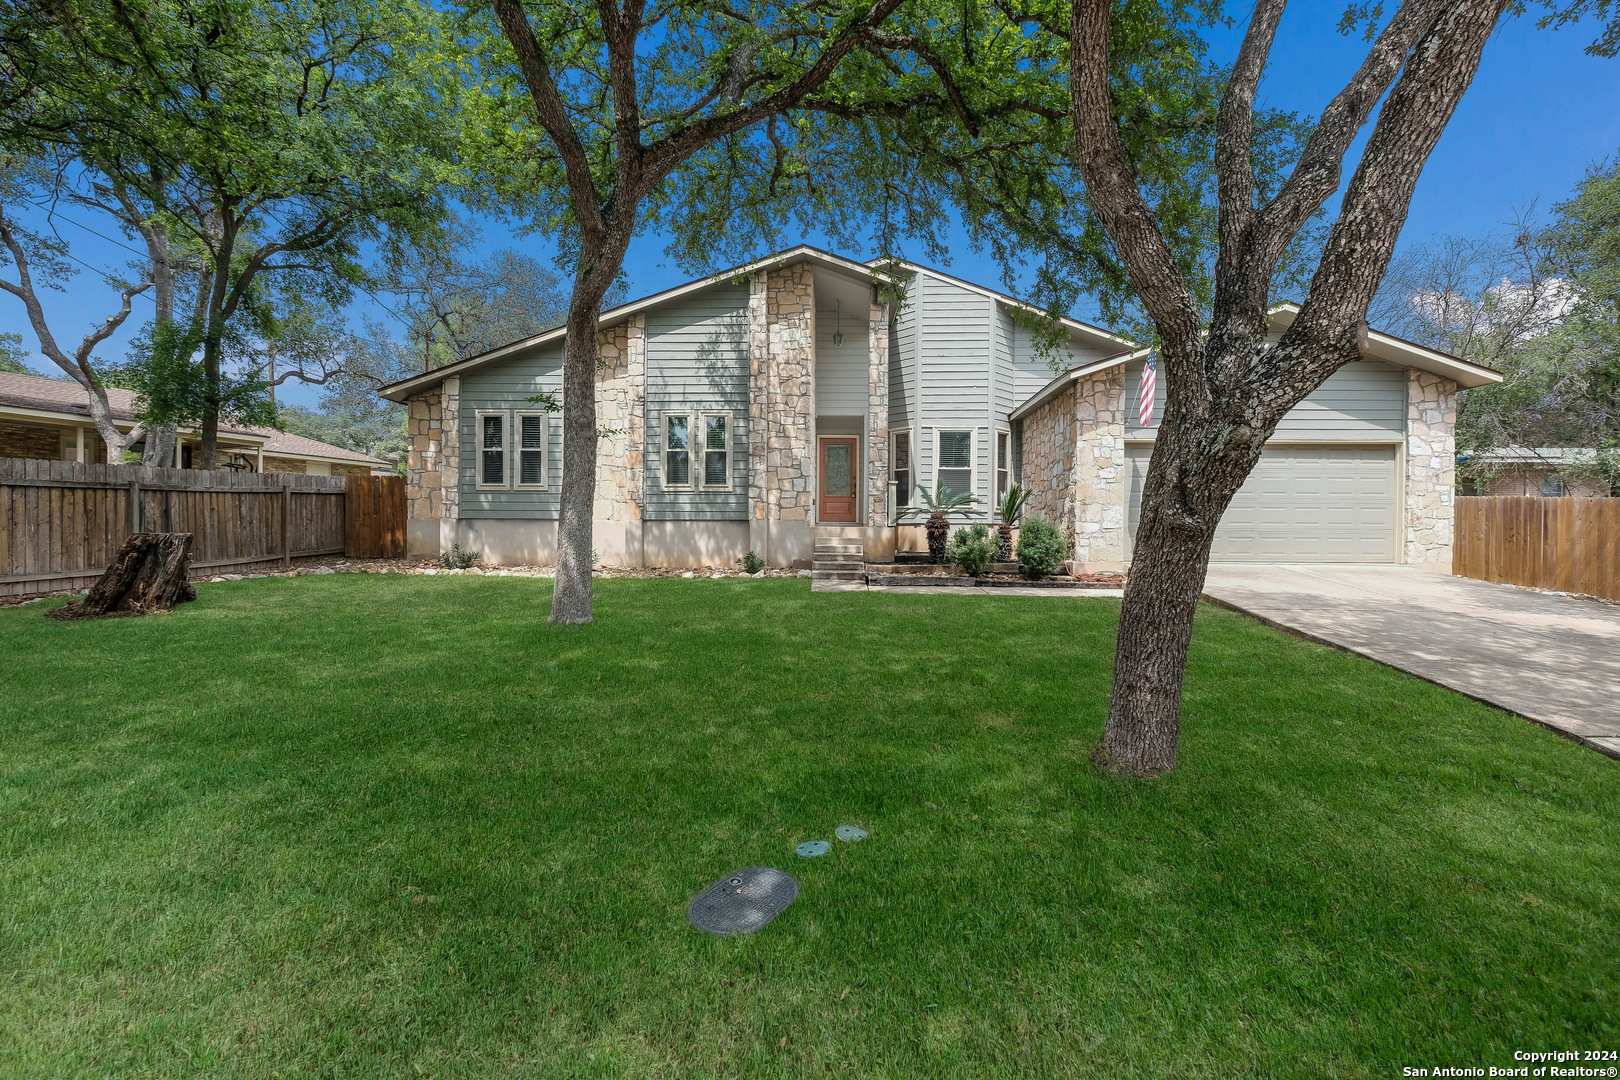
[1453,496,1620,602]
[0,457,354,594]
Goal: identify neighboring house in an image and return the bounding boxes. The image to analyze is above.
[379,246,1502,569]
[0,371,388,476]
[1459,447,1614,498]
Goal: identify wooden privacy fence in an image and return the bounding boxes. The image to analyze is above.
[344,475,406,561]
[1453,496,1620,601]
[0,458,404,598]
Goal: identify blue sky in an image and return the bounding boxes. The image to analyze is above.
[7,5,1618,409]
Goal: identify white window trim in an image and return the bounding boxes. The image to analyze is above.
[662,410,695,492]
[935,427,975,503]
[890,428,913,519]
[514,409,549,489]
[475,409,511,491]
[698,410,734,493]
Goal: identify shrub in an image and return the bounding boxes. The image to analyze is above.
[739,550,765,574]
[947,523,999,577]
[440,543,480,570]
[1015,517,1068,580]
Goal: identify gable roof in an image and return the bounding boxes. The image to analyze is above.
[1007,305,1502,422]
[377,245,899,403]
[871,258,1139,355]
[0,371,388,466]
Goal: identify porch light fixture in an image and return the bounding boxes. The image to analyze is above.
[833,299,843,346]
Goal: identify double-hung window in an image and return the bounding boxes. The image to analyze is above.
[664,411,732,491]
[892,431,912,508]
[665,413,692,489]
[515,411,547,488]
[937,430,973,499]
[477,411,508,489]
[996,431,1011,504]
[700,413,731,491]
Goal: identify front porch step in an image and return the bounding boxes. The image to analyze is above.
[811,534,871,590]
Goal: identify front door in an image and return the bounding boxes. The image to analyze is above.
[819,438,859,522]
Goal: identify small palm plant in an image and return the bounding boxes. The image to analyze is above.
[900,481,978,563]
[996,483,1031,561]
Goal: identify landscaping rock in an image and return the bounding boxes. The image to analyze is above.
[246,574,266,579]
[681,571,695,579]
[797,569,813,578]
[223,574,244,581]
[312,567,335,575]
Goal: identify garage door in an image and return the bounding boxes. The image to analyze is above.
[1127,445,1397,562]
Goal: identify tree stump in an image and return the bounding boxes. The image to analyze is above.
[81,532,198,615]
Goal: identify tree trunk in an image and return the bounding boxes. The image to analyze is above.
[550,234,630,625]
[142,425,176,468]
[80,532,197,615]
[926,513,949,562]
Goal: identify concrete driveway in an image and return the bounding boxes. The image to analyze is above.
[1201,564,1620,759]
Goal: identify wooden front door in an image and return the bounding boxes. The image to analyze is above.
[819,438,859,522]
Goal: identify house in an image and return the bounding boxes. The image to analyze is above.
[1458,447,1615,498]
[0,371,389,476]
[379,246,1502,569]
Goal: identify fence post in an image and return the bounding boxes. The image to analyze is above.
[127,479,141,536]
[281,481,292,568]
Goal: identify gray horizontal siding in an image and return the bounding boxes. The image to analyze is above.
[889,298,915,429]
[994,311,1016,419]
[816,316,869,416]
[644,284,750,520]
[918,274,993,421]
[458,342,564,519]
[1125,358,1407,441]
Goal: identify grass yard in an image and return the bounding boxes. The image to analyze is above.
[0,577,1615,1079]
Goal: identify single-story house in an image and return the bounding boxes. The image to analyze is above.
[0,370,389,476]
[379,246,1501,569]
[1458,447,1615,498]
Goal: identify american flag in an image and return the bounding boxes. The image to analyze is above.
[1137,355,1157,427]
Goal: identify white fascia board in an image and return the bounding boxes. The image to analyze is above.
[1267,302,1502,389]
[1006,348,1152,422]
[378,245,899,403]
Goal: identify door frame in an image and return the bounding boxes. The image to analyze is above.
[816,434,862,525]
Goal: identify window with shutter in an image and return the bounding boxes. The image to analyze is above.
[477,411,507,488]
[517,412,546,487]
[937,430,972,498]
[665,413,691,488]
[701,413,730,490]
[893,431,911,507]
[996,431,1010,503]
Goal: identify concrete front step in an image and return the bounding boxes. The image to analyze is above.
[812,558,865,568]
[813,543,865,554]
[811,569,866,581]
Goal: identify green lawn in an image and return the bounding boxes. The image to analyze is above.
[0,577,1614,1079]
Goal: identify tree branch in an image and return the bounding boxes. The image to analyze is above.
[1067,0,1200,355]
[491,0,607,244]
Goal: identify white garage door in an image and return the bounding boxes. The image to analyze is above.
[1127,445,1397,562]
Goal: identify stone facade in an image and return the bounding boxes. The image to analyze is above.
[1018,368,1128,571]
[749,264,817,557]
[405,376,459,523]
[594,317,645,523]
[866,297,890,524]
[1405,370,1457,567]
